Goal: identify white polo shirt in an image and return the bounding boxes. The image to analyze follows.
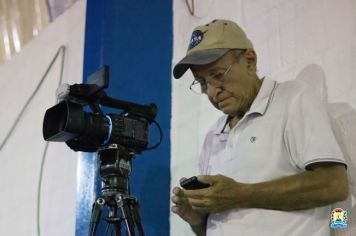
[198,78,346,236]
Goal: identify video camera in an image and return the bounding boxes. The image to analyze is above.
[42,65,158,153]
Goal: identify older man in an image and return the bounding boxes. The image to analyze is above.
[171,19,348,236]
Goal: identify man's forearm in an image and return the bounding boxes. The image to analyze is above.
[241,165,348,211]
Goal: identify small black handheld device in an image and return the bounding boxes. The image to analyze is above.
[180,176,210,190]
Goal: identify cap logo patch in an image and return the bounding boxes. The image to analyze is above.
[188,30,204,50]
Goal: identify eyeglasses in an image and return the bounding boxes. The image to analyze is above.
[189,64,232,95]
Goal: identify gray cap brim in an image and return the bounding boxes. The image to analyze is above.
[173,48,230,79]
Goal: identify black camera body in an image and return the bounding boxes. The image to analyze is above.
[43,66,159,234]
[42,66,157,153]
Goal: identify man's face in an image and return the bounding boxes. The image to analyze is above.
[191,50,261,118]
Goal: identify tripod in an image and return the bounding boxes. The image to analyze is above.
[88,144,145,236]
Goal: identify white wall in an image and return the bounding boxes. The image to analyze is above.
[0,0,86,235]
[171,0,356,235]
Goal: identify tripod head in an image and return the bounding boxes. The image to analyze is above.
[89,144,146,236]
[99,144,134,196]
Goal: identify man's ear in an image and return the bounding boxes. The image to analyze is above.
[244,49,257,72]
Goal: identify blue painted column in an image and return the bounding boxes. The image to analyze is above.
[76,1,172,235]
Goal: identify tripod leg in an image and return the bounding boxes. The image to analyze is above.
[129,198,144,236]
[88,197,105,236]
[108,206,121,236]
[124,203,137,236]
[112,221,121,236]
[117,195,136,236]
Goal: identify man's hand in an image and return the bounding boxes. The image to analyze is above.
[171,185,207,226]
[173,164,348,221]
[183,175,248,213]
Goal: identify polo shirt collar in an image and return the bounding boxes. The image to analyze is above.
[214,77,277,135]
[247,77,277,116]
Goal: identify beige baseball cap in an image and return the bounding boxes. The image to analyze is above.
[173,19,253,79]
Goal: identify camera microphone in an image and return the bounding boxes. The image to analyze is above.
[56,83,70,102]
